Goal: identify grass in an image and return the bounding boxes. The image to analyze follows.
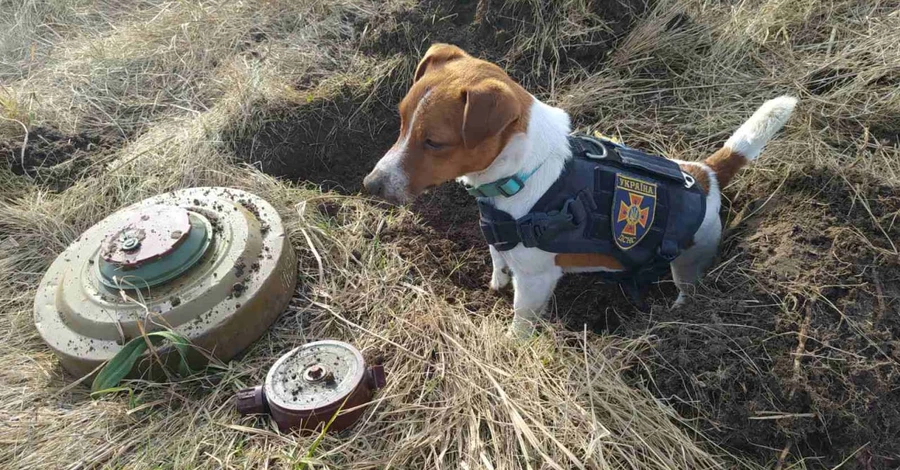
[1,0,899,468]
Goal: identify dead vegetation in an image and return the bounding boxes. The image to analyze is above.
[1,0,899,468]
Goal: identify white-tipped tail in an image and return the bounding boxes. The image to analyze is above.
[724,95,797,161]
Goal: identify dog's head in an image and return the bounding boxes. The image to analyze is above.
[362,44,532,204]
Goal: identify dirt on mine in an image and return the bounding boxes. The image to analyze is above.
[229,1,900,468]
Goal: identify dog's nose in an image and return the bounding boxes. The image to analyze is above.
[363,170,385,196]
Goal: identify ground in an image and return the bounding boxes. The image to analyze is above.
[1,0,899,469]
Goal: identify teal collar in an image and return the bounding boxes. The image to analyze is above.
[464,164,543,198]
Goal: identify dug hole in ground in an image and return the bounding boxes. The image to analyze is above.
[1,0,899,468]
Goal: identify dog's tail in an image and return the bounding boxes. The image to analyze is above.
[705,96,797,187]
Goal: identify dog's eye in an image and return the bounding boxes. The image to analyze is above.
[424,139,445,151]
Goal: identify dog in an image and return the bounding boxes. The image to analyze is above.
[363,44,796,338]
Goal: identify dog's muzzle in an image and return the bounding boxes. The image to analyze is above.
[362,168,410,205]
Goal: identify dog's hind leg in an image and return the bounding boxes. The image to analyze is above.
[671,208,722,308]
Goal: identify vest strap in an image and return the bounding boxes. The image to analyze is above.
[479,192,591,250]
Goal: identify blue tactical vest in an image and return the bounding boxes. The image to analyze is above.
[476,134,707,283]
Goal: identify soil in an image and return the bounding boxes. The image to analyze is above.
[1,126,117,191]
[631,167,900,468]
[229,1,900,468]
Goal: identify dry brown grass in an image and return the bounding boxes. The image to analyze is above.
[1,0,899,468]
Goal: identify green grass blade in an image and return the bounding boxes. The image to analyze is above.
[90,331,196,394]
[145,330,196,376]
[91,336,153,393]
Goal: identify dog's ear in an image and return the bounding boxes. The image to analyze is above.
[414,44,468,83]
[461,79,521,149]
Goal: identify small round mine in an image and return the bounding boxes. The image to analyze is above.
[235,341,387,433]
[265,341,365,412]
[250,340,385,433]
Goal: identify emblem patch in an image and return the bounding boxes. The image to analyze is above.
[612,174,657,250]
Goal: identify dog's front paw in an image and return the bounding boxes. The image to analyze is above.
[506,317,537,340]
[490,267,511,291]
[671,292,689,310]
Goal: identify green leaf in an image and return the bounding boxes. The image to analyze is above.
[146,330,196,377]
[91,331,197,394]
[92,337,153,393]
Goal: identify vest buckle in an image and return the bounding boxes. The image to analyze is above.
[516,213,549,248]
[480,219,500,245]
[515,195,589,248]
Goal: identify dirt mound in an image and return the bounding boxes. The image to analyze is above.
[376,163,900,469]
[359,0,648,87]
[229,86,399,193]
[635,165,900,468]
[1,127,116,191]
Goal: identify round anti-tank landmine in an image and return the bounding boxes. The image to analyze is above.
[235,341,387,433]
[34,187,297,378]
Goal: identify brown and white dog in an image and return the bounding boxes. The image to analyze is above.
[363,44,796,337]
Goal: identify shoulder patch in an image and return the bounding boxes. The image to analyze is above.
[613,173,657,250]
